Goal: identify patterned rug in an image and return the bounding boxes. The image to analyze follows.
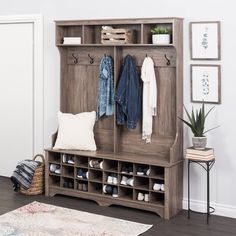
[0,201,152,236]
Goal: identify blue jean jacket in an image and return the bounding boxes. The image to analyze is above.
[96,55,114,119]
[114,55,141,129]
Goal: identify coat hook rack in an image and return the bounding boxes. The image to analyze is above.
[88,54,94,64]
[164,54,171,66]
[72,53,78,64]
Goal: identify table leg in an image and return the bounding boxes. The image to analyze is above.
[188,160,190,219]
[207,162,210,224]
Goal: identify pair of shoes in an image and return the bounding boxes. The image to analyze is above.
[62,154,75,164]
[153,183,165,191]
[137,192,149,202]
[137,167,150,176]
[121,165,133,174]
[63,181,73,189]
[89,159,103,169]
[50,164,61,174]
[77,169,89,179]
[120,176,134,186]
[103,185,118,197]
[107,174,118,185]
[77,183,88,192]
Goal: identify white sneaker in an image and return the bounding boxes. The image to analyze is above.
[126,177,134,186]
[62,154,67,163]
[54,167,61,174]
[99,161,103,169]
[120,176,128,185]
[153,183,161,191]
[112,176,118,185]
[144,193,149,202]
[160,184,165,191]
[137,192,144,201]
[107,176,113,184]
[146,168,150,176]
[49,164,57,172]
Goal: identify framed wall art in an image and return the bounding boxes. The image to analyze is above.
[190,64,221,104]
[190,21,221,60]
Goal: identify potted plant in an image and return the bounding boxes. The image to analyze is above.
[150,26,172,44]
[179,102,218,149]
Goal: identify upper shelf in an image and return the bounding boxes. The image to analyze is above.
[55,18,183,46]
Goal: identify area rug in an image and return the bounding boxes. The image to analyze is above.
[0,201,152,236]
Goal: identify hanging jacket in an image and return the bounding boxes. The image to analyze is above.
[96,55,114,119]
[141,56,157,143]
[115,54,141,129]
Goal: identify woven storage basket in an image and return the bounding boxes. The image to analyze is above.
[20,154,45,195]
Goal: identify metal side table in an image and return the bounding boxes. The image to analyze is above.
[188,158,215,224]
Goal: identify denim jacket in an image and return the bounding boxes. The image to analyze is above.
[114,54,141,129]
[96,55,114,119]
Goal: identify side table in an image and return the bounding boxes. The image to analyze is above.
[187,158,215,224]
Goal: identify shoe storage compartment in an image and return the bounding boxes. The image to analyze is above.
[46,17,183,220]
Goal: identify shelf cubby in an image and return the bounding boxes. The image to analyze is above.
[48,175,60,187]
[119,186,133,200]
[89,182,102,194]
[150,192,165,205]
[150,166,165,180]
[75,155,88,168]
[62,165,74,178]
[103,159,118,172]
[134,176,149,191]
[89,169,103,183]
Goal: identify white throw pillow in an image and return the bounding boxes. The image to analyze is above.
[53,111,97,151]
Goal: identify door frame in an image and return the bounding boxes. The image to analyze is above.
[0,14,44,156]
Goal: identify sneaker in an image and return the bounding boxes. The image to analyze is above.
[62,154,67,163]
[160,184,165,191]
[89,159,99,168]
[77,169,83,178]
[143,167,150,176]
[49,164,57,172]
[126,177,134,186]
[67,156,75,164]
[137,192,144,201]
[137,167,145,175]
[112,187,118,197]
[120,176,128,185]
[153,183,161,191]
[128,166,133,174]
[82,171,89,179]
[107,176,113,184]
[103,185,113,195]
[121,166,129,174]
[99,161,103,169]
[144,193,149,202]
[82,183,88,192]
[112,175,118,185]
[54,166,61,174]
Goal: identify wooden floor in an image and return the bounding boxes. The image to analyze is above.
[1,176,236,236]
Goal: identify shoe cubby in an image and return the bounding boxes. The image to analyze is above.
[120,174,134,187]
[62,154,75,165]
[135,164,150,177]
[88,157,103,170]
[119,162,134,176]
[48,175,60,187]
[103,159,118,172]
[76,167,89,180]
[150,179,165,193]
[143,23,173,44]
[119,186,133,200]
[134,176,149,191]
[89,182,102,194]
[75,155,88,168]
[150,192,164,206]
[89,169,103,183]
[62,177,74,189]
[61,165,74,178]
[48,152,61,164]
[56,25,83,45]
[150,166,164,180]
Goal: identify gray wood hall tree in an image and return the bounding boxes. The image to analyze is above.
[45,17,183,219]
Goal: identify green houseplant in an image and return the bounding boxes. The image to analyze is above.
[150,26,172,44]
[179,102,218,149]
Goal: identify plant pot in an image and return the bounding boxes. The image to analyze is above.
[192,137,207,150]
[152,34,170,44]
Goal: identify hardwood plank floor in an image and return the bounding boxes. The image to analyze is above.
[1,176,236,236]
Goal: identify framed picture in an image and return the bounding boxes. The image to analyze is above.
[190,21,221,60]
[191,64,221,104]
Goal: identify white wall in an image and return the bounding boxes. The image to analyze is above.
[0,0,235,218]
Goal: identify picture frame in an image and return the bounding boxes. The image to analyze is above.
[190,21,221,60]
[190,64,221,104]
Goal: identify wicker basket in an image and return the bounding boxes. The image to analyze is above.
[20,154,45,195]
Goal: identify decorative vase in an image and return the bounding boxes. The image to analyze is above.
[152,34,170,44]
[192,137,207,150]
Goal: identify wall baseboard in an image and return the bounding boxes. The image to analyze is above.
[183,198,236,219]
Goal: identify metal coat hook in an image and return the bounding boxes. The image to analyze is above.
[164,54,171,66]
[72,53,78,64]
[88,54,94,64]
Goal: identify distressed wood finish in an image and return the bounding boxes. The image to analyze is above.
[46,18,183,219]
